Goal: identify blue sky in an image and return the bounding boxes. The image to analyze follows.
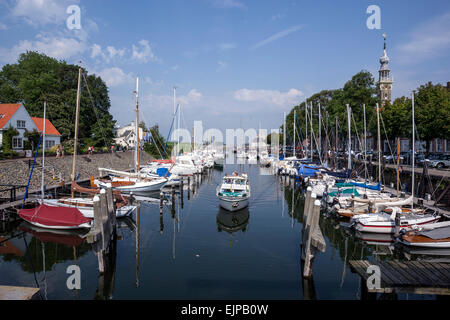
[0,0,449,137]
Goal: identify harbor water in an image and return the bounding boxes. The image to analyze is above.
[0,159,444,300]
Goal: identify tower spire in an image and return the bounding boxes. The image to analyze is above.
[377,33,393,106]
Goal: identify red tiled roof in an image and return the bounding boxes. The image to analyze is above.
[31,117,61,136]
[0,104,21,129]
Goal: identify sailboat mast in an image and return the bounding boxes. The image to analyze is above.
[324,111,329,164]
[363,103,367,182]
[42,99,46,199]
[376,103,381,189]
[310,102,313,160]
[177,103,181,155]
[335,115,338,169]
[283,112,286,158]
[397,137,400,197]
[293,109,296,158]
[318,102,321,160]
[305,101,308,157]
[71,67,82,198]
[346,104,351,171]
[136,77,140,172]
[173,87,177,156]
[412,91,415,209]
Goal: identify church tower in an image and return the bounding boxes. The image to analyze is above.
[377,33,393,106]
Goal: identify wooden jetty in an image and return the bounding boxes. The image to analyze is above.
[301,187,326,278]
[0,285,40,300]
[349,260,450,297]
[86,187,117,274]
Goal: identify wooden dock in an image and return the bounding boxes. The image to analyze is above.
[301,187,326,278]
[0,285,40,300]
[349,260,450,296]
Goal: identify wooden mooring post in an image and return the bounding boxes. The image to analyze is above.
[87,187,117,274]
[301,187,326,278]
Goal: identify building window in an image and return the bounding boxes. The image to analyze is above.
[12,137,23,149]
[45,140,55,149]
[17,120,26,128]
[437,139,443,152]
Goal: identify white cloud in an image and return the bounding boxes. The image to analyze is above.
[90,44,105,59]
[132,39,159,63]
[106,46,126,59]
[233,88,303,107]
[211,0,245,9]
[217,61,227,72]
[0,33,87,63]
[271,13,285,21]
[396,12,450,64]
[94,67,134,87]
[251,25,303,50]
[90,44,126,63]
[142,89,203,111]
[12,0,79,26]
[218,43,237,51]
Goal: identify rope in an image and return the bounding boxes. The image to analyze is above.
[81,72,114,167]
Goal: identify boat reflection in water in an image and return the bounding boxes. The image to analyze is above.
[19,221,89,246]
[216,207,250,234]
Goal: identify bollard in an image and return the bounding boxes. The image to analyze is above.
[180,179,184,208]
[171,186,176,216]
[303,187,312,219]
[394,209,401,238]
[303,199,321,278]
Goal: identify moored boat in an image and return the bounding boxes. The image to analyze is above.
[217,172,250,212]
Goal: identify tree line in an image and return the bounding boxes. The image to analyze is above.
[0,51,116,151]
[280,70,450,154]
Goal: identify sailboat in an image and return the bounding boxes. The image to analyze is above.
[350,96,441,234]
[95,78,168,194]
[18,75,93,229]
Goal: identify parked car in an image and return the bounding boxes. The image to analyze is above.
[385,153,405,164]
[418,153,440,166]
[427,154,450,169]
[355,150,373,160]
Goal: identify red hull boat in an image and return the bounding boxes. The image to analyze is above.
[18,204,92,230]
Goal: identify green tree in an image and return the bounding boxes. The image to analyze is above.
[379,97,411,147]
[24,128,42,151]
[144,125,172,159]
[414,82,450,154]
[0,51,116,145]
[1,125,19,158]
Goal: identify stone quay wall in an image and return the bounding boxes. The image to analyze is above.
[0,151,153,198]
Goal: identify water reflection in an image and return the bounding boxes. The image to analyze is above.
[216,207,250,234]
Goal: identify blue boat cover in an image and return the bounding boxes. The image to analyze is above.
[350,181,381,191]
[297,165,318,177]
[326,169,352,179]
[156,167,171,177]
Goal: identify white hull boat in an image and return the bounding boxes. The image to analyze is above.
[42,198,135,218]
[217,172,251,212]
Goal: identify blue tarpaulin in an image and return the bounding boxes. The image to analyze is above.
[156,167,171,177]
[350,181,381,191]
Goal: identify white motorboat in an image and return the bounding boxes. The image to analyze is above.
[398,221,450,248]
[95,176,168,194]
[42,197,135,218]
[217,172,250,212]
[351,197,440,234]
